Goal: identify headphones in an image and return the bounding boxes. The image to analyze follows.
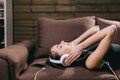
[49,54,69,66]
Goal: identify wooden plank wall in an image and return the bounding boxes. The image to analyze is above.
[13,0,120,43]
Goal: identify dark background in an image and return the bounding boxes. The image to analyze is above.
[13,0,120,43]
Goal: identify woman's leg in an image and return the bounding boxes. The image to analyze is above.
[78,25,117,70]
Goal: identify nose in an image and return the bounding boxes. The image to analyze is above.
[60,41,65,45]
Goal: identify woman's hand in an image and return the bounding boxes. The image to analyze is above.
[64,46,83,66]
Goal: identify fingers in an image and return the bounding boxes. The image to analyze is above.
[65,53,79,66]
[64,47,82,66]
[65,54,74,65]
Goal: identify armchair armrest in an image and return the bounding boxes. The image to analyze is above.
[0,40,35,80]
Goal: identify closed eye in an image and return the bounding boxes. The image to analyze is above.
[57,45,62,49]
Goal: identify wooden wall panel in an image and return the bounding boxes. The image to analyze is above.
[13,0,120,43]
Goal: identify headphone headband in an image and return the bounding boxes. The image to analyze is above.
[49,54,69,66]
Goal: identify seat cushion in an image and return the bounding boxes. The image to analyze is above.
[35,16,96,58]
[18,58,119,80]
[96,18,120,44]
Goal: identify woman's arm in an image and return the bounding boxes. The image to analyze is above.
[65,25,117,69]
[71,26,100,45]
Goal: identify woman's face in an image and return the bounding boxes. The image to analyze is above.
[51,41,74,56]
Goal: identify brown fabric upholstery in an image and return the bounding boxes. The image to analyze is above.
[0,17,120,80]
[19,17,119,80]
[0,58,9,80]
[19,58,117,80]
[35,16,96,58]
[0,40,35,79]
[96,18,120,44]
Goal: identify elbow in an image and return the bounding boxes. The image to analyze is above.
[85,60,96,70]
[85,59,104,70]
[94,25,100,32]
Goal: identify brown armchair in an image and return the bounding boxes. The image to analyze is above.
[0,16,120,80]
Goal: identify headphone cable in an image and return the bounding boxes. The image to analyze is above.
[33,65,49,80]
[104,61,120,80]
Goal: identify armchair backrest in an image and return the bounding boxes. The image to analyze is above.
[34,16,95,58]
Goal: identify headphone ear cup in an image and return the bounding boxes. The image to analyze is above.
[49,54,69,66]
[60,54,69,65]
[49,57,61,64]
